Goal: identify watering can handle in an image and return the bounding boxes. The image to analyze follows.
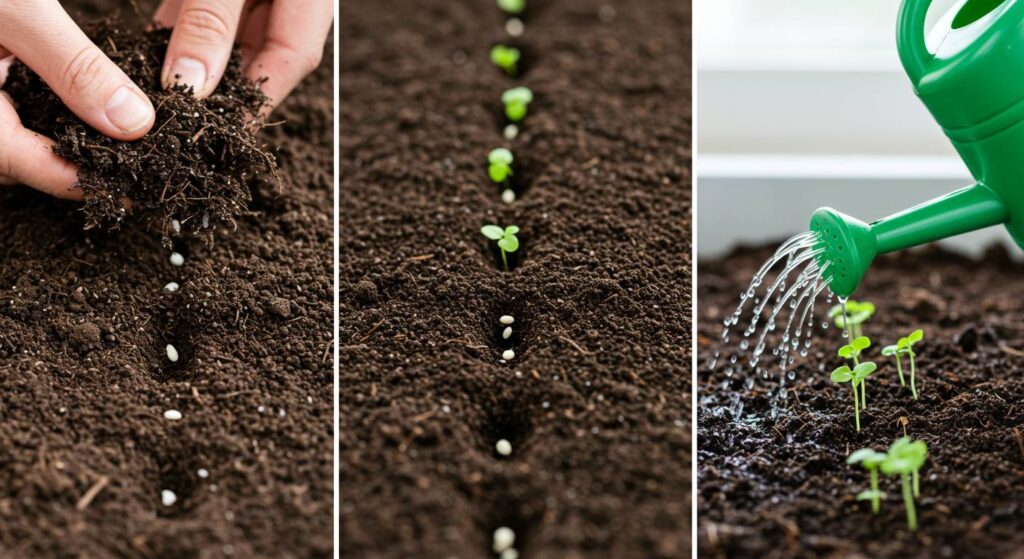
[897,0,935,83]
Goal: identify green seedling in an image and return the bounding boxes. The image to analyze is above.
[829,299,875,339]
[884,329,925,400]
[847,448,888,514]
[497,0,525,15]
[481,224,520,271]
[501,86,533,122]
[880,437,928,530]
[488,148,514,184]
[838,336,871,406]
[831,361,876,432]
[490,45,521,76]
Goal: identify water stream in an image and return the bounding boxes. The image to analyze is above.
[708,231,846,419]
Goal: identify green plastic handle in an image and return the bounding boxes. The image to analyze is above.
[897,0,934,83]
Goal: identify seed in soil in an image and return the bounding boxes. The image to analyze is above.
[490,44,521,77]
[502,349,515,361]
[500,315,515,325]
[166,344,180,362]
[502,327,513,339]
[493,526,516,551]
[505,17,524,37]
[481,225,520,271]
[161,489,177,507]
[880,437,928,530]
[503,124,519,140]
[170,252,185,267]
[488,148,514,184]
[501,87,533,123]
[197,469,209,479]
[500,549,519,559]
[164,282,180,292]
[495,439,513,456]
[847,447,888,514]
[497,0,525,15]
[501,188,516,204]
[163,409,183,421]
[171,219,181,234]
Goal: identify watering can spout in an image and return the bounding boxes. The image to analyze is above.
[811,183,1008,298]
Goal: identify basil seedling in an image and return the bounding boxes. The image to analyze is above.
[847,448,888,514]
[490,45,521,76]
[502,86,533,122]
[488,148,514,184]
[481,224,520,271]
[881,437,928,530]
[829,299,875,339]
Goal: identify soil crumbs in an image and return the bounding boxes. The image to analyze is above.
[341,0,692,557]
[0,2,333,558]
[699,243,1024,558]
[5,19,276,245]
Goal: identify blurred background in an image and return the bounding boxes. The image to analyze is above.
[696,0,1018,258]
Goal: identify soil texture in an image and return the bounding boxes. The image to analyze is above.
[699,243,1024,558]
[341,0,692,557]
[5,19,276,245]
[0,2,333,557]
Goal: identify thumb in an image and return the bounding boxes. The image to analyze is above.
[0,2,155,140]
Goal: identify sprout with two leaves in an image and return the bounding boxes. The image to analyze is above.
[880,437,928,530]
[488,148,514,184]
[882,329,924,400]
[502,87,533,122]
[847,448,888,514]
[829,299,875,339]
[490,45,521,76]
[838,336,872,406]
[481,225,520,271]
[831,360,877,433]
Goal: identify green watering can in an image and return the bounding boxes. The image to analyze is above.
[813,0,1024,297]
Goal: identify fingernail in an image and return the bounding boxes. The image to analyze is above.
[105,86,153,133]
[167,57,207,95]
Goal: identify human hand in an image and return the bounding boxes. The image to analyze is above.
[0,0,157,199]
[154,0,333,112]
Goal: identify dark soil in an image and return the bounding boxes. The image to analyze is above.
[5,19,277,245]
[699,243,1024,558]
[0,2,333,558]
[341,0,692,557]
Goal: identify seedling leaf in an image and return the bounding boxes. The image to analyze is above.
[908,329,924,343]
[852,336,871,351]
[498,236,519,252]
[490,45,521,76]
[497,0,525,15]
[489,148,514,165]
[856,489,886,501]
[481,225,504,240]
[838,345,854,359]
[881,345,898,356]
[831,365,853,383]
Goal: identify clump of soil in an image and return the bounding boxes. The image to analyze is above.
[4,17,277,245]
[699,243,1024,558]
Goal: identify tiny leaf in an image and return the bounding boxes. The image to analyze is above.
[481,225,504,240]
[498,236,519,253]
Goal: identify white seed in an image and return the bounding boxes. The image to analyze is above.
[505,17,524,37]
[197,468,209,479]
[163,409,182,421]
[493,526,515,552]
[499,315,514,325]
[170,219,181,234]
[501,549,519,559]
[161,489,177,506]
[166,344,179,362]
[503,124,519,140]
[501,188,516,204]
[164,282,180,292]
[169,252,185,266]
[502,349,515,361]
[502,326,512,339]
[495,439,512,457]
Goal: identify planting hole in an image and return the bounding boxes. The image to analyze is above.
[482,397,533,460]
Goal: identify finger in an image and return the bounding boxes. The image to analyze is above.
[0,95,80,200]
[238,1,272,70]
[0,54,13,87]
[0,1,155,140]
[152,0,186,28]
[246,0,332,111]
[161,0,246,98]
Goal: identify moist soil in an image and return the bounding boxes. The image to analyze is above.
[699,243,1024,558]
[340,0,692,557]
[0,2,333,557]
[5,20,276,245]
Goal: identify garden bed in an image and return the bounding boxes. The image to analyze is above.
[340,0,692,556]
[0,1,333,556]
[699,243,1024,558]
